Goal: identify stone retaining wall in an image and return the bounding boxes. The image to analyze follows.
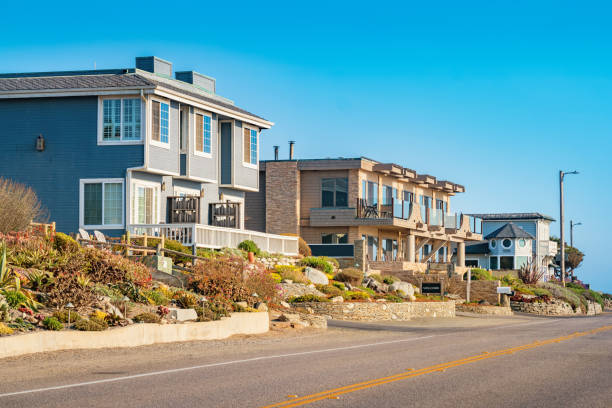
[294,301,455,321]
[456,304,513,316]
[511,300,603,316]
[0,312,269,360]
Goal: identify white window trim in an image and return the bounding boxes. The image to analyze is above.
[150,98,171,150]
[131,180,162,225]
[502,238,513,249]
[193,109,213,158]
[79,178,125,229]
[97,96,144,145]
[242,125,258,169]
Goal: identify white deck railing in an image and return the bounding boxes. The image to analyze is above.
[128,224,298,256]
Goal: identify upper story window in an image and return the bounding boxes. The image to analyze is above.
[151,100,169,146]
[195,113,212,155]
[403,191,414,203]
[243,127,258,166]
[322,178,348,207]
[382,185,394,205]
[362,180,378,205]
[420,195,432,208]
[435,199,448,213]
[99,98,142,144]
[80,178,124,228]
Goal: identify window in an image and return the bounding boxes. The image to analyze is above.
[195,113,212,155]
[435,199,447,212]
[366,181,378,205]
[403,191,414,202]
[490,239,497,249]
[367,236,378,261]
[132,183,159,224]
[500,256,514,269]
[502,239,512,248]
[321,233,348,244]
[243,127,258,165]
[101,98,141,143]
[80,179,124,228]
[321,178,348,207]
[420,195,432,208]
[151,100,169,145]
[490,256,498,270]
[382,185,393,205]
[466,260,479,267]
[518,238,526,247]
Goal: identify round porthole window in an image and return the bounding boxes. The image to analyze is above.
[490,240,497,248]
[502,239,512,248]
[518,238,526,247]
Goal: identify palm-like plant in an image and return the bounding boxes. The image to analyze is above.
[518,259,546,285]
[0,242,41,311]
[0,242,19,291]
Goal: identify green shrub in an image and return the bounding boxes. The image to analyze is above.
[358,286,376,296]
[53,309,82,323]
[3,290,29,308]
[288,294,330,303]
[370,274,384,283]
[298,237,312,257]
[382,275,399,285]
[275,265,308,284]
[75,317,108,331]
[316,284,343,297]
[532,288,552,297]
[238,240,260,256]
[195,300,231,321]
[538,282,584,312]
[385,294,404,303]
[42,316,63,331]
[469,268,495,281]
[143,289,170,306]
[320,256,339,270]
[332,281,346,291]
[133,312,161,323]
[7,317,34,331]
[299,257,334,275]
[53,232,80,253]
[566,284,605,310]
[334,268,364,286]
[342,291,370,301]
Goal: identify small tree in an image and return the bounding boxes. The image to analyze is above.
[0,178,47,234]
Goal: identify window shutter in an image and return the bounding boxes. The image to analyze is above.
[243,128,250,163]
[195,114,204,152]
[152,101,160,142]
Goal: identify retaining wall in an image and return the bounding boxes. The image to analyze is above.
[510,301,602,316]
[0,312,269,359]
[294,301,455,321]
[456,304,513,316]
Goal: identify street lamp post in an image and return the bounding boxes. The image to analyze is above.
[559,170,578,287]
[570,220,582,248]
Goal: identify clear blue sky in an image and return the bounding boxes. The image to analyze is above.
[1,1,610,291]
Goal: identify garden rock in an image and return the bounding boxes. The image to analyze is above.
[304,267,329,285]
[363,277,388,293]
[280,301,291,308]
[278,283,325,300]
[168,308,198,322]
[331,296,344,303]
[255,302,268,312]
[277,313,301,324]
[389,281,415,298]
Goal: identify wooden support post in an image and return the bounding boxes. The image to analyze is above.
[161,234,165,249]
[156,243,162,256]
[192,244,197,266]
[143,233,148,248]
[467,268,471,303]
[125,231,131,257]
[51,222,56,236]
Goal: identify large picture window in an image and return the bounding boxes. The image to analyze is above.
[151,100,169,145]
[321,178,348,207]
[243,127,258,165]
[195,113,212,155]
[100,98,142,143]
[80,179,124,228]
[321,233,348,244]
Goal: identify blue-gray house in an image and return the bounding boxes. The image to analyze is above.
[0,56,298,254]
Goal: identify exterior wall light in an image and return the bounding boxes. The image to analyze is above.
[36,134,45,151]
[200,187,205,197]
[161,181,166,192]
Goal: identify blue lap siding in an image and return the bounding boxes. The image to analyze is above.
[0,96,144,235]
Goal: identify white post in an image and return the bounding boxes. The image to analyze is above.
[467,268,472,303]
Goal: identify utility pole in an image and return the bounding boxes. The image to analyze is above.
[570,220,581,248]
[559,170,578,287]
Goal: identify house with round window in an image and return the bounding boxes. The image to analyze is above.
[484,223,534,270]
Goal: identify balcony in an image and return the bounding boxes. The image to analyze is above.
[127,223,298,255]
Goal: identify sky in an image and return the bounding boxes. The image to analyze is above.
[1,1,610,291]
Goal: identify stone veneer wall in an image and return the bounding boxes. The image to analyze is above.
[265,161,300,235]
[294,301,455,321]
[456,304,513,316]
[511,300,603,316]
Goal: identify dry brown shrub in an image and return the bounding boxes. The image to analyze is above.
[0,178,47,234]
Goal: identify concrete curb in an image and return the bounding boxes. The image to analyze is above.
[0,312,269,359]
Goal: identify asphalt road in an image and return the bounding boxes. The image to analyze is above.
[0,313,611,408]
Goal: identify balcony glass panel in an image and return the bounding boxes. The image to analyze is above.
[403,202,412,219]
[444,213,458,229]
[468,216,483,234]
[419,204,427,223]
[393,200,403,218]
[429,208,443,226]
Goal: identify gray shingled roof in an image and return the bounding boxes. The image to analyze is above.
[469,212,555,222]
[0,73,267,122]
[484,223,535,240]
[0,74,154,91]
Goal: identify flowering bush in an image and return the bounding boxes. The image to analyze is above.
[157,305,169,317]
[189,256,255,305]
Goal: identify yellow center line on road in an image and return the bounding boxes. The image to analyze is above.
[261,325,612,408]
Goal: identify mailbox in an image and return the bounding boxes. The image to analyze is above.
[497,286,513,295]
